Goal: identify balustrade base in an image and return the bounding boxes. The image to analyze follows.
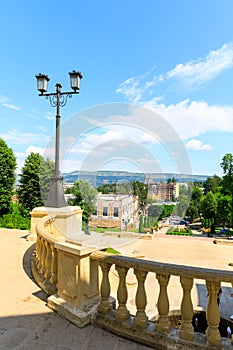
[47,294,100,328]
[93,311,232,349]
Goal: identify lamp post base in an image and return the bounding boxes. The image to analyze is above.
[45,176,67,208]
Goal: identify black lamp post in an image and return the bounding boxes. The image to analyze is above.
[36,70,82,208]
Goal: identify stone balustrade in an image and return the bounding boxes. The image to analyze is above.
[90,251,233,349]
[31,215,60,295]
[32,215,233,349]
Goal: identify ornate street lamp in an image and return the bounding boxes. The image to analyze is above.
[35,71,83,208]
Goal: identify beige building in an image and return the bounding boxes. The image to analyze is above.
[148,182,179,201]
[89,193,139,230]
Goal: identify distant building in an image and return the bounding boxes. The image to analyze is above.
[147,182,179,202]
[90,193,139,230]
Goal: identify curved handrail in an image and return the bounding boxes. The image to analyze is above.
[91,250,233,283]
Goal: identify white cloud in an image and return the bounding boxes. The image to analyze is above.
[45,112,54,120]
[117,43,233,102]
[144,99,233,139]
[61,159,83,173]
[166,43,233,85]
[139,132,159,144]
[2,103,21,111]
[116,77,142,103]
[0,95,8,103]
[186,139,213,151]
[67,125,160,158]
[0,129,49,145]
[36,125,47,132]
[116,67,158,103]
[25,145,45,155]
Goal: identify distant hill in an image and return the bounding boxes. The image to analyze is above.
[62,170,210,188]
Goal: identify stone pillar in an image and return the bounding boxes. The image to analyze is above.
[29,205,83,240]
[47,240,100,328]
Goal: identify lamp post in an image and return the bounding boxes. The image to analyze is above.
[35,71,82,208]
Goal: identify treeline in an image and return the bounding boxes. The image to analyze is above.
[186,154,233,233]
[0,139,54,230]
[0,136,232,234]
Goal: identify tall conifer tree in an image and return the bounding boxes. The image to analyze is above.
[0,139,16,215]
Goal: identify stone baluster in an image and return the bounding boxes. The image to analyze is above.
[36,235,41,266]
[38,237,45,274]
[98,262,112,314]
[44,242,52,280]
[41,240,48,275]
[180,277,194,341]
[156,273,170,332]
[133,269,148,328]
[115,265,130,321]
[206,280,221,347]
[50,244,58,285]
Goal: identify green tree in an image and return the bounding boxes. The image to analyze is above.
[216,193,231,227]
[167,177,176,183]
[221,153,233,227]
[18,153,54,213]
[179,183,193,198]
[203,175,222,195]
[70,180,98,234]
[0,139,16,215]
[186,186,203,222]
[139,214,144,233]
[174,194,189,218]
[39,157,55,203]
[132,181,148,213]
[200,191,217,234]
[162,204,175,218]
[148,204,163,218]
[97,183,116,194]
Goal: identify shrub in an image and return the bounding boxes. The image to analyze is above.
[166,227,193,236]
[0,203,30,230]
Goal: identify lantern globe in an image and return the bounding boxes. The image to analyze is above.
[35,74,50,93]
[69,70,83,91]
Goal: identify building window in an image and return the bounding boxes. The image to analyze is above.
[103,206,108,217]
[113,207,119,218]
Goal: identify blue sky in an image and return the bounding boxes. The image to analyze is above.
[0,1,233,177]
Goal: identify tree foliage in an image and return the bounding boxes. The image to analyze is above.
[18,153,54,213]
[0,139,16,215]
[220,153,233,227]
[70,180,98,223]
[97,182,133,194]
[203,175,222,195]
[200,192,217,233]
[0,203,30,230]
[186,186,203,222]
[132,181,148,212]
[148,204,163,218]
